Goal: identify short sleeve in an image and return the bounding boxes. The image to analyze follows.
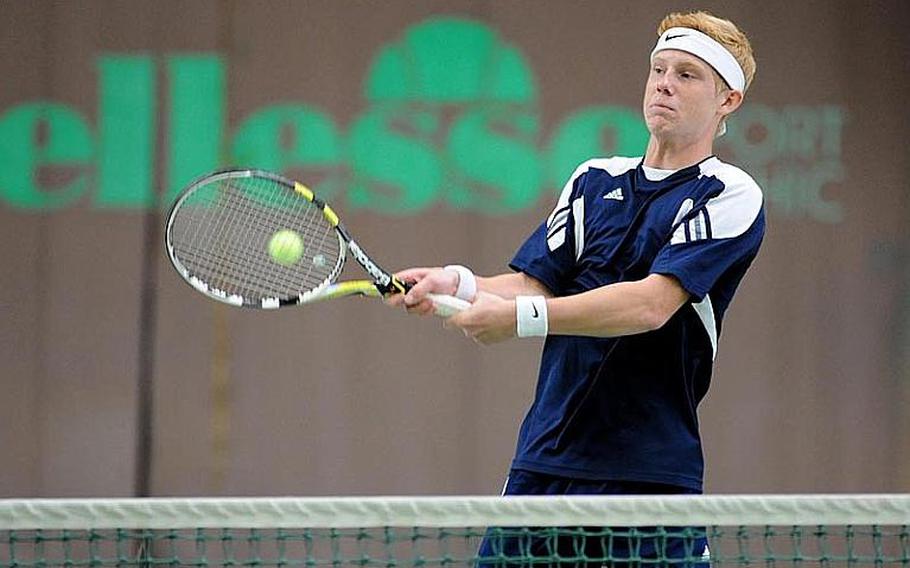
[650,174,765,302]
[509,161,593,294]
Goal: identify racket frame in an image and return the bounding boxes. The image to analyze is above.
[165,168,407,310]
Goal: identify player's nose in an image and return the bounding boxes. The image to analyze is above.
[655,74,673,94]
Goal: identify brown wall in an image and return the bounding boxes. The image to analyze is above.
[2,0,909,497]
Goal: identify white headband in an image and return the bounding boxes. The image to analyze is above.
[651,27,746,92]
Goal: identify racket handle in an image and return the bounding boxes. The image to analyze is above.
[427,293,471,317]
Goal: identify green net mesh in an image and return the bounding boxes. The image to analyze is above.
[2,496,908,567]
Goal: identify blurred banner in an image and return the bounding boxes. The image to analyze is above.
[1,1,908,497]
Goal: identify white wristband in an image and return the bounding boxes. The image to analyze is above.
[443,264,477,302]
[515,296,548,338]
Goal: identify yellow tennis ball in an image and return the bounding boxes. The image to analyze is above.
[268,229,304,266]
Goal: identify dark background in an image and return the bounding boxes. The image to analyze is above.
[2,1,909,497]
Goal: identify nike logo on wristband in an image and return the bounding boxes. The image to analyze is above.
[516,295,548,338]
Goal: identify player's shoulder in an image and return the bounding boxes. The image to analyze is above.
[698,157,764,234]
[571,156,642,181]
[699,157,763,201]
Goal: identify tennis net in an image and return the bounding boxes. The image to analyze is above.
[1,495,908,567]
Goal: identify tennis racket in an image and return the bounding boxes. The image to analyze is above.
[165,168,470,315]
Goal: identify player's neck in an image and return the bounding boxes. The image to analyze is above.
[642,134,714,170]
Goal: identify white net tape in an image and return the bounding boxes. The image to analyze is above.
[2,495,909,530]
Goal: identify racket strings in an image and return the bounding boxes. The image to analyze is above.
[218,180,340,294]
[178,198,339,299]
[174,249,295,292]
[168,173,343,304]
[259,177,334,294]
[216,176,307,296]
[264,176,341,296]
[175,201,336,290]
[207,177,254,295]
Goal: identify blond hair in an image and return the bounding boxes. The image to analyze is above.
[657,11,756,92]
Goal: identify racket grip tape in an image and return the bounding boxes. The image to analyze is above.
[427,293,471,317]
[394,279,471,317]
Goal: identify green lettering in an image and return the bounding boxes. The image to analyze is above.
[347,106,441,214]
[165,55,225,208]
[447,107,540,213]
[547,107,648,191]
[756,162,843,224]
[753,169,794,217]
[232,105,342,199]
[96,56,155,207]
[808,160,844,223]
[724,104,781,168]
[0,103,93,209]
[781,106,821,161]
[820,105,844,159]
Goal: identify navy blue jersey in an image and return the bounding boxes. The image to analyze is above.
[509,155,765,490]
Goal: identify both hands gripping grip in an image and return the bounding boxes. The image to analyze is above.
[426,293,472,317]
[393,278,471,317]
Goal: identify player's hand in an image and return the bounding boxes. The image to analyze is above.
[385,267,459,316]
[446,292,516,344]
[383,267,438,311]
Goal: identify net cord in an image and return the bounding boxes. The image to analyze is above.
[2,495,908,531]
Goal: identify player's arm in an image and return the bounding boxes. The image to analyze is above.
[477,272,553,299]
[546,273,688,335]
[450,273,689,344]
[392,161,606,315]
[454,170,766,344]
[385,267,551,315]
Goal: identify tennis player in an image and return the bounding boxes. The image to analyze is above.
[391,10,763,566]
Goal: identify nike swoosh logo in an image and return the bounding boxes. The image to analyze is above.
[532,304,539,318]
[666,33,687,41]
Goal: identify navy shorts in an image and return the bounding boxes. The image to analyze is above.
[477,469,709,568]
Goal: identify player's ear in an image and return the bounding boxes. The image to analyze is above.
[718,89,744,118]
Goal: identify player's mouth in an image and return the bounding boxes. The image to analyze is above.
[649,102,676,112]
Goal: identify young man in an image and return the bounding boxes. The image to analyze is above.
[390,10,764,565]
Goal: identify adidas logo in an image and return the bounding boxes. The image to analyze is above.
[603,188,624,201]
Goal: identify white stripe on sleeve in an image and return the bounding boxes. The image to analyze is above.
[572,197,585,261]
[691,294,718,359]
[547,157,640,252]
[698,159,763,239]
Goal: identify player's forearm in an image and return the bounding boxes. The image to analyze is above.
[545,275,689,337]
[477,272,552,300]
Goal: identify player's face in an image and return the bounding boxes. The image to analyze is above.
[643,50,726,141]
